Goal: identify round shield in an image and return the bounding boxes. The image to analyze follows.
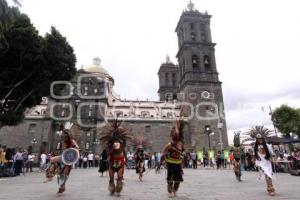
[61,148,79,165]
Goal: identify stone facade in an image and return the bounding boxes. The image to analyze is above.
[0,2,228,154]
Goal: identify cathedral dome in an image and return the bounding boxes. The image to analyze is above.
[84,57,109,75]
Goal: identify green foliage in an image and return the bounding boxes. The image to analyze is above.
[271,105,300,138]
[0,0,76,127]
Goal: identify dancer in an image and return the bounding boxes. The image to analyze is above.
[133,135,151,181]
[232,131,242,181]
[161,119,184,198]
[99,119,132,196]
[45,122,79,194]
[248,125,276,196]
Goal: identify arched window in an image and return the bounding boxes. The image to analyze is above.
[190,23,194,30]
[114,111,123,117]
[204,55,211,70]
[167,112,173,118]
[191,32,196,41]
[192,55,199,68]
[165,72,169,86]
[201,33,206,42]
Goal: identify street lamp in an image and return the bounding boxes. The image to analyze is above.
[205,125,214,150]
[31,138,37,153]
[93,139,100,145]
[93,139,100,153]
[218,122,224,151]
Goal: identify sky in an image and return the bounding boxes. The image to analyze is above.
[13,0,300,142]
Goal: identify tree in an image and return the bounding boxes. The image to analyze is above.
[0,1,76,127]
[271,105,300,138]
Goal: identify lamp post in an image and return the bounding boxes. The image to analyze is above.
[268,105,278,137]
[218,122,224,151]
[205,125,214,150]
[93,139,100,154]
[262,105,278,137]
[31,138,37,153]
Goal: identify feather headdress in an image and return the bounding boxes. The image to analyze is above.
[233,131,241,147]
[246,125,273,140]
[99,118,132,146]
[170,105,185,143]
[132,134,152,149]
[170,118,184,143]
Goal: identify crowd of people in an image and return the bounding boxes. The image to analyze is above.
[0,145,41,177]
[0,144,106,178]
[1,144,299,179]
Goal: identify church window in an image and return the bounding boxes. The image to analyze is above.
[167,112,173,118]
[190,23,194,30]
[172,79,176,87]
[28,123,37,133]
[41,109,46,115]
[165,73,169,85]
[201,33,206,42]
[200,23,206,31]
[114,111,123,117]
[145,125,151,133]
[191,32,196,41]
[165,93,172,101]
[173,94,177,100]
[204,55,211,70]
[192,55,199,68]
[172,73,176,86]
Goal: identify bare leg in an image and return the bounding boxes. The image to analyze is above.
[108,169,115,195]
[265,175,275,196]
[173,182,180,196]
[167,181,173,197]
[57,166,71,194]
[139,162,144,181]
[233,161,241,181]
[115,166,124,196]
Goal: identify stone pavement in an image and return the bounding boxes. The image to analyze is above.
[0,168,299,200]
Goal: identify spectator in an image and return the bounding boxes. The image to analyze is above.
[14,148,23,176]
[147,153,152,169]
[216,151,222,169]
[26,152,35,173]
[191,150,197,169]
[83,154,88,168]
[98,149,108,176]
[40,152,47,171]
[155,152,162,173]
[127,151,133,169]
[151,153,155,169]
[88,151,94,168]
[94,154,100,167]
[203,153,209,168]
[78,153,83,168]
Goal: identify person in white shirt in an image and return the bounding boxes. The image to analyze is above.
[26,153,35,172]
[40,153,47,171]
[88,152,94,168]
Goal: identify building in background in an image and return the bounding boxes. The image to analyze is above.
[0,2,228,154]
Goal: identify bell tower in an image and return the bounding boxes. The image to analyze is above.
[176,1,228,150]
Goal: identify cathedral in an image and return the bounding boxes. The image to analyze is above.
[0,2,228,154]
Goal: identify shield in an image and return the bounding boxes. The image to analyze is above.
[61,148,79,165]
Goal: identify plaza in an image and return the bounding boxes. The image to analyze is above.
[0,168,299,200]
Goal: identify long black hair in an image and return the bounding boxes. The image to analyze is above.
[253,138,270,160]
